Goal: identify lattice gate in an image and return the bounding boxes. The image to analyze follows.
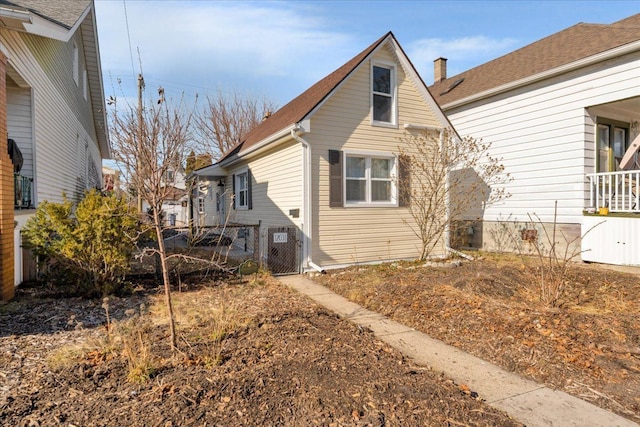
[266,227,299,275]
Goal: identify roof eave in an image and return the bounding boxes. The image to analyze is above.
[81,5,110,159]
[441,39,640,111]
[220,123,299,168]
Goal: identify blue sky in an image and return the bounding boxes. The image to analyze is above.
[94,0,640,109]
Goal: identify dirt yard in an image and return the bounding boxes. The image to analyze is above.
[0,275,521,426]
[311,253,640,423]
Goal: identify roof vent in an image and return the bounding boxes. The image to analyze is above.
[440,78,464,96]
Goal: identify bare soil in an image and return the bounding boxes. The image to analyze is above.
[0,275,521,426]
[311,253,640,423]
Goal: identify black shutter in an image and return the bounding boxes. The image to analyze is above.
[232,174,236,209]
[247,169,253,210]
[329,150,343,207]
[398,154,411,207]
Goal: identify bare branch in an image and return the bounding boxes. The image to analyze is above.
[194,88,277,158]
[398,129,512,260]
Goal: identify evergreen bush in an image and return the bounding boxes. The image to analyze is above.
[22,190,139,296]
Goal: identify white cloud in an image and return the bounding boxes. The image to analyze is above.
[95,1,356,103]
[407,36,518,84]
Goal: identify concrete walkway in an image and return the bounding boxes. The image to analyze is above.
[278,275,638,427]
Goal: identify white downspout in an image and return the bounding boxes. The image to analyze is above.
[291,126,325,274]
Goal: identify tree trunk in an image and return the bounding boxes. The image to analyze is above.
[153,208,177,352]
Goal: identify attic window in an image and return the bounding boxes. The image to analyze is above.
[440,78,464,96]
[371,63,397,126]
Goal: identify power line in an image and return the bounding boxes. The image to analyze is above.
[122,0,136,80]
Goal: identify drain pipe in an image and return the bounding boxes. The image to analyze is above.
[291,125,325,274]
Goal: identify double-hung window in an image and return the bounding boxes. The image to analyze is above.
[371,63,396,126]
[345,153,396,206]
[236,171,248,209]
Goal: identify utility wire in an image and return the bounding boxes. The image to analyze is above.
[122,0,136,80]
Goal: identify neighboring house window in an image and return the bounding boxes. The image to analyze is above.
[83,68,88,101]
[371,63,396,126]
[164,169,175,183]
[198,197,205,214]
[72,42,79,86]
[232,169,252,210]
[596,118,629,172]
[344,152,396,206]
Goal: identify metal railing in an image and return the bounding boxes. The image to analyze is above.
[14,173,33,209]
[587,170,640,213]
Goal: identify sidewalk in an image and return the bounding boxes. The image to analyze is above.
[278,275,638,427]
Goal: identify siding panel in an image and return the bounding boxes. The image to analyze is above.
[446,53,640,224]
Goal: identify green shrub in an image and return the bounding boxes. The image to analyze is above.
[22,189,139,296]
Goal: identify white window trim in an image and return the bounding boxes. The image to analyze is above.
[344,150,397,207]
[370,61,397,128]
[197,197,205,214]
[235,169,249,210]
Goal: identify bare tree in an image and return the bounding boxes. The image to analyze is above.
[110,83,193,352]
[398,129,511,260]
[195,88,277,158]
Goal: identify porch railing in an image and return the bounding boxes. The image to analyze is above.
[587,170,640,213]
[14,173,33,209]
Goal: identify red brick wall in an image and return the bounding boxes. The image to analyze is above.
[0,52,15,300]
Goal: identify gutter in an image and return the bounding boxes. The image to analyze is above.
[442,39,640,111]
[290,124,325,274]
[0,7,31,23]
[219,124,298,168]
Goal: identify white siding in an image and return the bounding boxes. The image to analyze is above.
[1,29,102,204]
[445,52,640,224]
[6,84,33,178]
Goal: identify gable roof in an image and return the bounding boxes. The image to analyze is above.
[430,13,640,108]
[219,32,393,163]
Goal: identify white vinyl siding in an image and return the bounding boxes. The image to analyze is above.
[2,28,103,204]
[308,44,446,266]
[6,84,34,180]
[444,51,640,224]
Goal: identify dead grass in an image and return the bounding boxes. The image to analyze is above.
[312,253,640,421]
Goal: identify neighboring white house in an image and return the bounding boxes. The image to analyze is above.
[194,32,454,274]
[0,0,110,299]
[159,166,188,228]
[429,13,640,266]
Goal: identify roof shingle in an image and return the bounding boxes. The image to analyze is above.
[430,14,640,107]
[220,32,392,161]
[0,0,90,29]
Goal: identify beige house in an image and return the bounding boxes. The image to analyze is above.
[195,32,454,273]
